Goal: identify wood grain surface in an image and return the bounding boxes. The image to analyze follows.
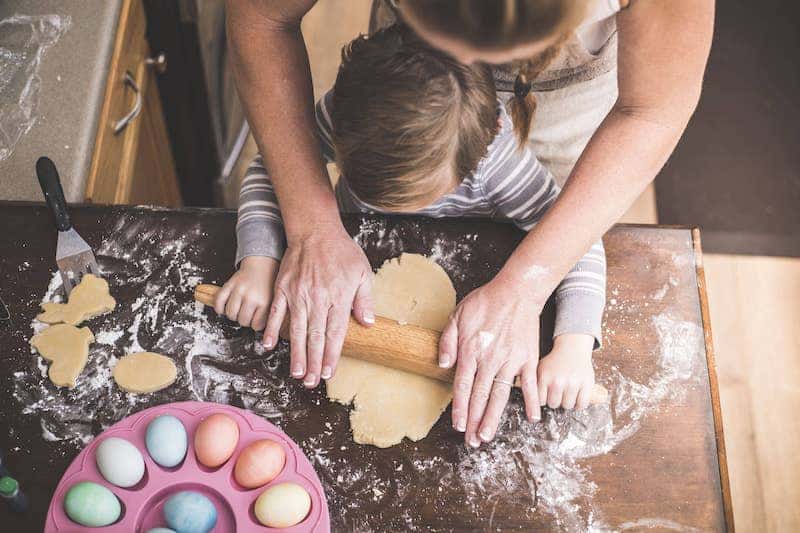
[0,203,730,530]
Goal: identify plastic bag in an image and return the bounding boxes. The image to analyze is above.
[0,14,70,161]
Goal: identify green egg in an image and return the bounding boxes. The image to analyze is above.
[64,481,121,527]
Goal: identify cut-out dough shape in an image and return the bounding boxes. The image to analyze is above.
[113,352,178,393]
[30,324,94,388]
[37,274,116,325]
[326,253,455,448]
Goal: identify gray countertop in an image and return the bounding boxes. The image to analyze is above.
[0,0,123,202]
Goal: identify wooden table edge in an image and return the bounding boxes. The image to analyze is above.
[691,227,736,532]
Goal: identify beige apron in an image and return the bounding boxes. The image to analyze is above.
[369,0,623,185]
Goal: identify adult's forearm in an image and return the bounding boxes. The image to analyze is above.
[497,103,693,306]
[227,5,341,241]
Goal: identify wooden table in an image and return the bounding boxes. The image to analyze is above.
[0,203,732,531]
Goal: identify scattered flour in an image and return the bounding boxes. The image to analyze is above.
[651,282,670,301]
[94,329,124,345]
[427,235,477,282]
[522,264,550,282]
[17,214,287,445]
[448,313,705,529]
[16,213,708,530]
[478,330,495,350]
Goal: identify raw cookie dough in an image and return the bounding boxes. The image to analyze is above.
[326,253,456,447]
[37,274,116,325]
[113,352,178,393]
[30,324,94,388]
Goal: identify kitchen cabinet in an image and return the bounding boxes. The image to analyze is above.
[84,0,181,206]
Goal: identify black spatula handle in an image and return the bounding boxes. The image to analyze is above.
[36,157,72,232]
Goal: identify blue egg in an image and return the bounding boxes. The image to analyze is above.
[146,415,188,468]
[163,491,217,533]
[146,529,176,533]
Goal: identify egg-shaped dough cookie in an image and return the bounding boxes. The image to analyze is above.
[113,352,177,393]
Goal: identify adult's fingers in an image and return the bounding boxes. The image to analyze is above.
[520,360,541,422]
[251,306,268,332]
[538,377,549,407]
[237,300,258,329]
[213,281,234,316]
[465,358,497,448]
[321,304,349,380]
[304,300,329,388]
[225,290,243,323]
[263,291,287,351]
[351,274,375,326]
[288,303,309,383]
[478,362,515,442]
[575,382,593,410]
[438,316,458,369]
[451,343,477,434]
[562,383,579,410]
[547,381,565,409]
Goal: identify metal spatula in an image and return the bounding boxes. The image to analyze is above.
[35,156,100,296]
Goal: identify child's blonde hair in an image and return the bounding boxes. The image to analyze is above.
[400,0,587,145]
[331,25,499,210]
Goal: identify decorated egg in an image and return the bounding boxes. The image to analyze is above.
[95,437,145,487]
[146,415,188,468]
[163,491,217,533]
[194,413,239,468]
[64,481,121,527]
[234,439,286,489]
[254,482,311,528]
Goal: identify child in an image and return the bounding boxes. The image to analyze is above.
[216,25,605,413]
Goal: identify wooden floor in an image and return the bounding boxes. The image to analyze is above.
[705,254,800,532]
[227,3,800,530]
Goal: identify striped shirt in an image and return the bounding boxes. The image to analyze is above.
[237,91,606,346]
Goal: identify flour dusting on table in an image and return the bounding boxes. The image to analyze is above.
[15,213,708,530]
[353,217,479,284]
[17,214,298,445]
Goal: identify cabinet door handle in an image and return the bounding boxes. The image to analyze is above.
[112,71,142,134]
[146,52,167,74]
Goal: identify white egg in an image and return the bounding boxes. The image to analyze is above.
[145,415,188,468]
[95,437,145,488]
[254,482,311,528]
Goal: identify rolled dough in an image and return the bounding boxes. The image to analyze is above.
[326,253,455,448]
[30,324,94,388]
[113,352,178,393]
[37,274,116,325]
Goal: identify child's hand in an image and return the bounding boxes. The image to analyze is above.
[213,256,279,330]
[537,334,596,410]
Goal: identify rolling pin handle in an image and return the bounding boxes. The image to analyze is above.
[194,284,219,307]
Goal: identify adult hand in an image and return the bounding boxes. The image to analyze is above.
[439,273,544,448]
[263,226,374,388]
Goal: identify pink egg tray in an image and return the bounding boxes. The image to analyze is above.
[45,401,330,532]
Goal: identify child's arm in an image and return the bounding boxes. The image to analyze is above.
[482,137,606,350]
[215,93,338,329]
[482,128,606,410]
[539,238,606,410]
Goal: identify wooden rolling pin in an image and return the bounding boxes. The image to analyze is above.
[194,283,608,404]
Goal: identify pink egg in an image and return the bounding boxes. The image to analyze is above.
[194,413,239,468]
[234,439,286,489]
